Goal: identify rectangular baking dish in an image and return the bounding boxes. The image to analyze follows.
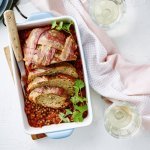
[8,12,93,137]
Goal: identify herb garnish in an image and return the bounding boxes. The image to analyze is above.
[65,109,73,116]
[59,112,70,123]
[59,79,88,123]
[51,21,73,34]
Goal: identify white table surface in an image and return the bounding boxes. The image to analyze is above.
[0,0,150,150]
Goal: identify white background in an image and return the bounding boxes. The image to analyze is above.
[0,0,150,150]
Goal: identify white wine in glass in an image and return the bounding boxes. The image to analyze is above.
[104,102,141,138]
[90,0,126,28]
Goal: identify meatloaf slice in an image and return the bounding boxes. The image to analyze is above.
[27,74,75,95]
[28,87,68,108]
[28,62,78,82]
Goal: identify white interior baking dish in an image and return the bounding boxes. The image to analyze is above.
[8,12,93,138]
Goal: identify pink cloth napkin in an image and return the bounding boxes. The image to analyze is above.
[31,0,150,128]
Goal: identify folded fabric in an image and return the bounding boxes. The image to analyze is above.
[31,0,150,128]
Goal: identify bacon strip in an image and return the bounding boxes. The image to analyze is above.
[52,36,77,63]
[38,31,64,51]
[23,27,50,67]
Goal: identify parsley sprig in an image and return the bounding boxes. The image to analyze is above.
[59,112,70,123]
[71,79,86,104]
[59,80,88,123]
[51,21,73,34]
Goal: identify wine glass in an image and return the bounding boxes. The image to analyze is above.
[104,101,141,138]
[89,0,126,28]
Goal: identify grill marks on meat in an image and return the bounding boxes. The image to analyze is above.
[23,27,77,70]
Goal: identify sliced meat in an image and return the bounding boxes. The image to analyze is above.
[28,62,78,82]
[27,74,75,95]
[28,87,68,108]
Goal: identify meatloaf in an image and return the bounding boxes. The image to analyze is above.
[27,74,75,96]
[28,87,68,108]
[28,62,78,82]
[23,28,77,70]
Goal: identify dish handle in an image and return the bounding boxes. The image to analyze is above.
[27,12,54,21]
[45,129,74,139]
[26,12,74,139]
